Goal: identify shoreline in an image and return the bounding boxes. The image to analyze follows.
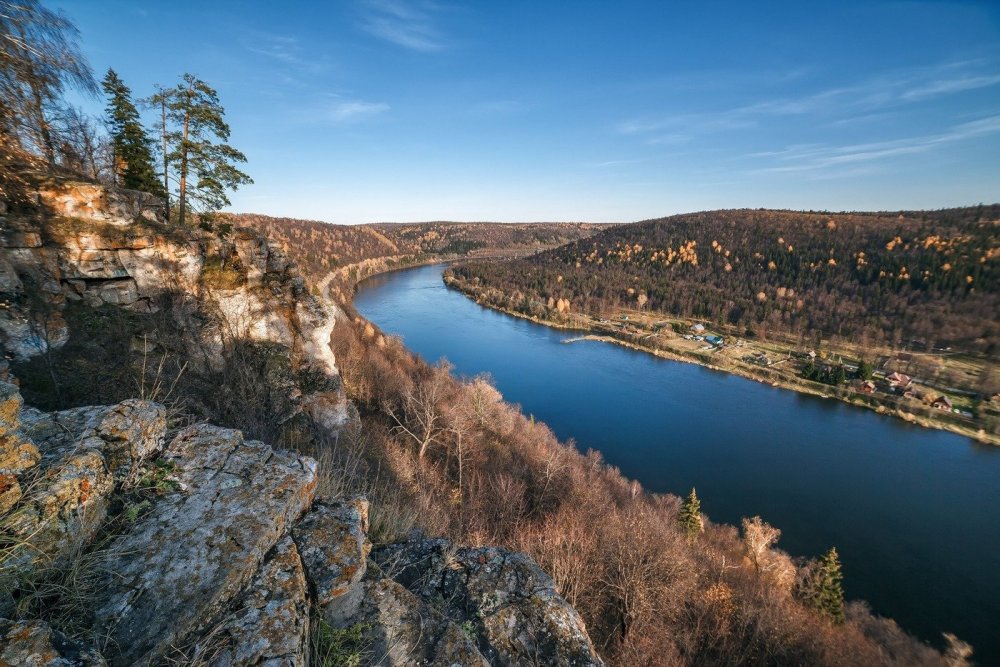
[442,276,998,447]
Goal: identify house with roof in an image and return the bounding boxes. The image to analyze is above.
[705,334,724,346]
[857,380,876,394]
[691,323,705,333]
[886,372,912,389]
[932,395,953,411]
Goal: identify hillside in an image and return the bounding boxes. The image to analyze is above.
[450,207,999,353]
[223,212,612,289]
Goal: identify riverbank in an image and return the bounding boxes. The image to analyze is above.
[443,273,999,446]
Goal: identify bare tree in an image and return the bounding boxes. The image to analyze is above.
[384,364,450,462]
[742,515,781,572]
[0,0,96,166]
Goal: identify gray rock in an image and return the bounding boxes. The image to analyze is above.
[292,498,370,627]
[373,539,604,666]
[1,395,166,577]
[191,537,310,667]
[90,424,317,666]
[358,578,489,667]
[0,619,105,666]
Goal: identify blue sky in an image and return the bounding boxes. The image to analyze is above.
[58,1,1000,222]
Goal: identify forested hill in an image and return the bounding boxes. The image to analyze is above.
[450,206,999,353]
[221,213,611,285]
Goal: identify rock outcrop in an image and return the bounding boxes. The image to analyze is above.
[372,540,603,666]
[0,178,349,437]
[0,381,602,666]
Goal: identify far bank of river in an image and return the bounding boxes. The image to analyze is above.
[442,272,998,447]
[354,263,1000,664]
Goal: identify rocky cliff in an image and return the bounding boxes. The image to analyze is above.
[0,381,601,666]
[0,179,602,666]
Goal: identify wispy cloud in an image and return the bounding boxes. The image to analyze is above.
[618,59,1000,142]
[357,0,448,52]
[900,74,1000,101]
[328,100,391,123]
[751,115,1000,176]
[242,32,334,83]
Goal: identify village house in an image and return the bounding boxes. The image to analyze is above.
[886,372,912,389]
[691,323,706,333]
[705,334,724,346]
[857,380,876,394]
[932,395,954,411]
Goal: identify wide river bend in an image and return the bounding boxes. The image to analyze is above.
[355,263,1000,662]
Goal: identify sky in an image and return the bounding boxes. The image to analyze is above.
[56,0,1000,223]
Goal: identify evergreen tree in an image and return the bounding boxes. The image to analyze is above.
[856,358,874,380]
[162,74,251,225]
[102,69,162,195]
[678,487,703,541]
[802,547,846,624]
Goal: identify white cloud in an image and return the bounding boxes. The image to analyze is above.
[750,115,1000,176]
[329,100,390,122]
[357,0,448,52]
[617,59,1000,140]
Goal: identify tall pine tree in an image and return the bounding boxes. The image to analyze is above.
[162,74,251,225]
[678,487,704,542]
[102,69,163,195]
[801,547,846,624]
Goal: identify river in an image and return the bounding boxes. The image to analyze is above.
[354,263,1000,663]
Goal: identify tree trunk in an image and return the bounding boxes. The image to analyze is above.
[178,109,189,225]
[160,96,169,220]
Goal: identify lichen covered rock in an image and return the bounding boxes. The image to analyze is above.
[293,497,370,627]
[0,393,166,575]
[373,539,604,666]
[0,619,105,666]
[358,578,489,667]
[191,537,310,667]
[90,424,317,666]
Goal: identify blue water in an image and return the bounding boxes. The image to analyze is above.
[355,263,1000,662]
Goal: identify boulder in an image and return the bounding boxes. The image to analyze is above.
[358,578,489,667]
[189,537,310,667]
[0,381,40,475]
[90,424,317,666]
[0,619,105,666]
[373,539,604,666]
[1,399,166,573]
[292,498,370,627]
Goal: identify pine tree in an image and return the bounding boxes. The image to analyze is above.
[102,69,163,195]
[678,487,703,541]
[162,74,252,225]
[803,547,846,624]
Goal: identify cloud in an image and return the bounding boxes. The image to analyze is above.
[617,59,1000,141]
[328,100,391,122]
[900,74,1000,101]
[750,115,1000,176]
[357,0,448,52]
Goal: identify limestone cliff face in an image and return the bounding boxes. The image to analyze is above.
[0,180,604,666]
[0,177,349,433]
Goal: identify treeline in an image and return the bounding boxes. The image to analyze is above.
[450,208,999,353]
[1,1,249,223]
[327,307,961,666]
[224,212,608,285]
